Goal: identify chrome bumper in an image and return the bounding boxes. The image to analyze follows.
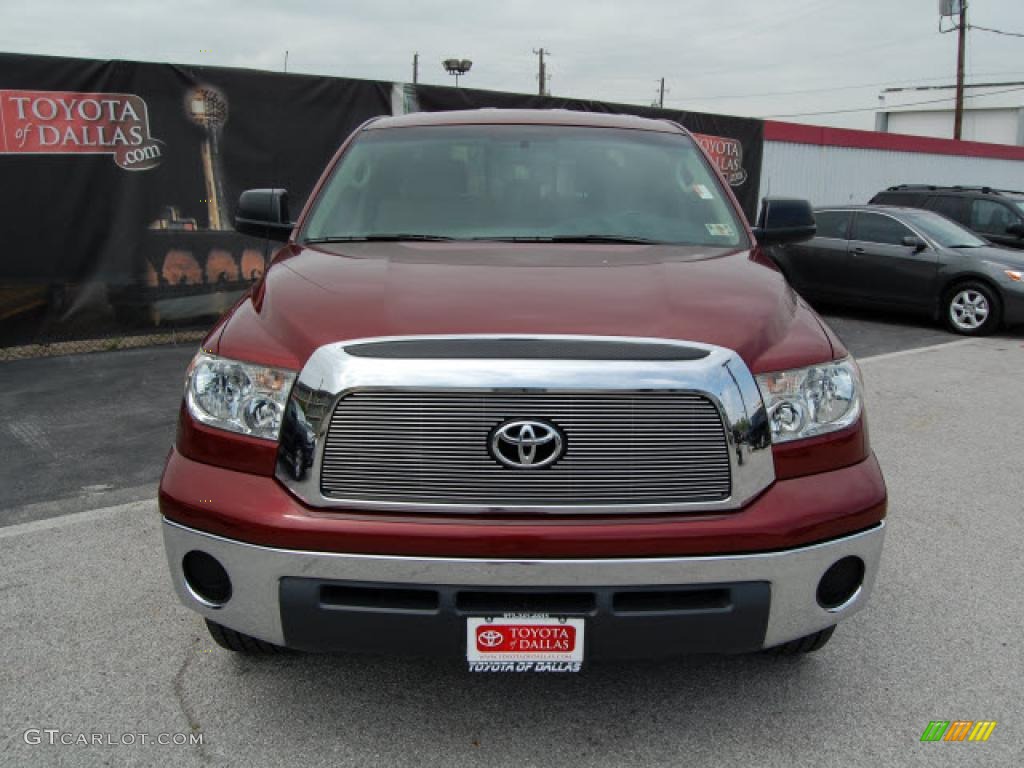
[162,518,885,651]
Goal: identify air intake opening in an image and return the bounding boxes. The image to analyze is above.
[613,588,731,613]
[182,550,232,607]
[320,585,440,612]
[456,591,596,614]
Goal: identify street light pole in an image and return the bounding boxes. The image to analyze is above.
[443,58,473,87]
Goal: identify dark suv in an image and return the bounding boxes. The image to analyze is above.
[870,185,1024,250]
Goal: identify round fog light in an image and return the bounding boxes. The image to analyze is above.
[816,556,865,611]
[182,550,232,607]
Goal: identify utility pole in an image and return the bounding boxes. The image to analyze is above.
[954,2,967,139]
[533,48,550,96]
[413,52,419,84]
[658,77,665,109]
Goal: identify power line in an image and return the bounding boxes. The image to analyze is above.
[669,70,1024,104]
[883,80,1024,93]
[970,23,1024,39]
[683,30,945,80]
[759,85,1024,119]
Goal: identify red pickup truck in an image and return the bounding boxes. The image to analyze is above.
[160,109,886,669]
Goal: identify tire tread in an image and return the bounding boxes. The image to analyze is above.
[767,625,836,656]
[205,619,285,655]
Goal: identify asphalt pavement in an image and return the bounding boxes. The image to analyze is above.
[1,316,1022,767]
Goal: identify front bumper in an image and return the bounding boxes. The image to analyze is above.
[163,518,885,656]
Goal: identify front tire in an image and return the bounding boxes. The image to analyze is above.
[767,626,835,656]
[944,281,1001,336]
[205,619,285,654]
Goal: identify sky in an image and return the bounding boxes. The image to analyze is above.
[2,0,1023,130]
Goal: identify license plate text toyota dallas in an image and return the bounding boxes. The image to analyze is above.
[159,109,886,671]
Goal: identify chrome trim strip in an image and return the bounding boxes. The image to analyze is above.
[162,519,886,649]
[275,335,774,514]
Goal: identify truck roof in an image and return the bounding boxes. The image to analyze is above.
[366,108,684,133]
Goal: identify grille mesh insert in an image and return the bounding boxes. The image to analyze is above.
[320,391,732,508]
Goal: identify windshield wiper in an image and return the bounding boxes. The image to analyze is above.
[304,234,456,243]
[473,234,664,244]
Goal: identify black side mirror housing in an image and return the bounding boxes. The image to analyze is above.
[1006,222,1024,238]
[234,188,294,242]
[902,235,927,251]
[752,197,816,245]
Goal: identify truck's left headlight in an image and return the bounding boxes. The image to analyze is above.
[185,352,297,440]
[755,359,862,443]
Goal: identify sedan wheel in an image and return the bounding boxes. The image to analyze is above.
[945,282,1000,336]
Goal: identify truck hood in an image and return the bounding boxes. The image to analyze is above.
[216,242,839,374]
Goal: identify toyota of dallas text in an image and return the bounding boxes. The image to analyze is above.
[159,109,886,672]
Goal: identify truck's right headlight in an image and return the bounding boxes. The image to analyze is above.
[185,352,296,440]
[755,359,862,443]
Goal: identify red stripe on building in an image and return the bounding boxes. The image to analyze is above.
[764,120,1024,162]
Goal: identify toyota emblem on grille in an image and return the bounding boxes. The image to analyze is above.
[490,419,565,469]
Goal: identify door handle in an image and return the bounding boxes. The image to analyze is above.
[852,247,866,254]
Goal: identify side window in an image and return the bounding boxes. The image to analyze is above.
[814,211,851,239]
[927,195,966,223]
[872,192,926,206]
[970,199,1020,235]
[850,212,913,246]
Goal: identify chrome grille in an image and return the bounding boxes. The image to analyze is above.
[320,391,732,507]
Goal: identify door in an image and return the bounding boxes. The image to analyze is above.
[771,209,854,299]
[846,211,939,308]
[969,198,1024,249]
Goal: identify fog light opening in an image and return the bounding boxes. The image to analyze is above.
[182,550,232,608]
[816,556,865,612]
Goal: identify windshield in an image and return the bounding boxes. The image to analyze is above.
[1012,199,1024,218]
[301,125,747,247]
[903,210,987,248]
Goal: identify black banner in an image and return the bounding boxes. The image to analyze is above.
[0,53,763,349]
[410,84,764,220]
[0,53,391,346]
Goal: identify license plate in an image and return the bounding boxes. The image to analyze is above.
[466,615,584,672]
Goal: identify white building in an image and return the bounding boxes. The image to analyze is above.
[875,83,1024,146]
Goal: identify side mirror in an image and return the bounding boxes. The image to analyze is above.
[902,235,927,251]
[234,188,294,242]
[1006,222,1024,238]
[752,197,816,245]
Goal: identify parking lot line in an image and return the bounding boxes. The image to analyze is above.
[0,497,155,539]
[857,337,977,364]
